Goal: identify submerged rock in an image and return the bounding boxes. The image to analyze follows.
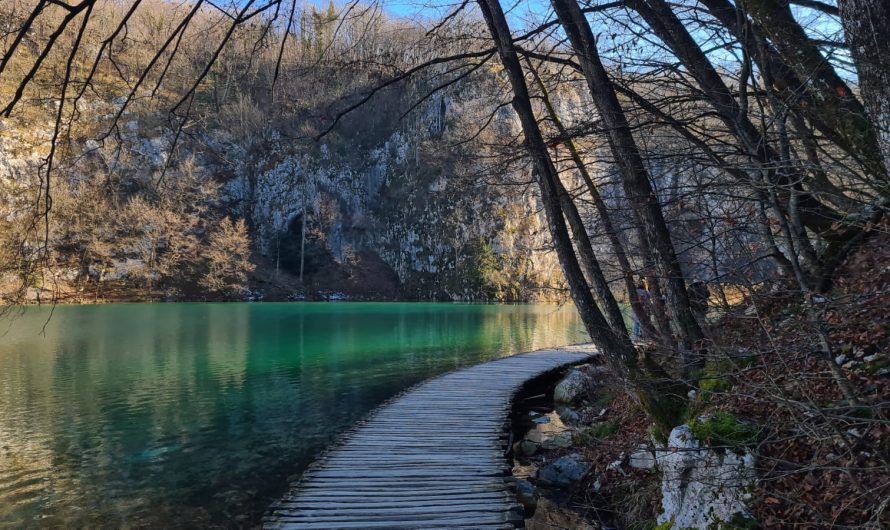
[512,462,539,480]
[538,453,590,487]
[656,425,756,528]
[524,412,573,449]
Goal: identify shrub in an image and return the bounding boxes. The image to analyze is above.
[689,412,758,450]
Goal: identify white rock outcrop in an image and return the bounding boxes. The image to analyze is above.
[655,425,755,528]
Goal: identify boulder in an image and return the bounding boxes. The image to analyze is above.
[538,453,590,487]
[542,431,573,449]
[554,369,593,403]
[519,440,539,456]
[655,425,756,528]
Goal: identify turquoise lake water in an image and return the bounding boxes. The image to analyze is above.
[0,302,587,528]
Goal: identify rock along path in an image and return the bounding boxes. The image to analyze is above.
[264,347,596,529]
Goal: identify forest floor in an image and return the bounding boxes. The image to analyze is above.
[512,222,890,529]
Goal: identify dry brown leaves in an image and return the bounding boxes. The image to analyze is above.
[707,224,890,528]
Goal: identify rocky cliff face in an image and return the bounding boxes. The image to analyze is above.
[218,85,563,301]
[0,59,755,304]
[0,73,566,302]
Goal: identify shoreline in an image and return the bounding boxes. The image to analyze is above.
[2,298,579,307]
[507,358,653,528]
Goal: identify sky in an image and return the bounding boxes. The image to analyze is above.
[242,0,848,79]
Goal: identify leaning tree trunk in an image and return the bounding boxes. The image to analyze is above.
[700,0,883,180]
[554,172,629,334]
[839,0,890,177]
[475,0,686,430]
[526,60,660,341]
[548,0,705,367]
[700,0,887,180]
[740,0,887,182]
[473,0,627,353]
[626,0,846,237]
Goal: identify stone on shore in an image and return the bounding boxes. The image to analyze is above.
[524,411,573,449]
[554,368,592,403]
[513,478,538,514]
[538,453,590,487]
[519,440,539,456]
[556,406,581,423]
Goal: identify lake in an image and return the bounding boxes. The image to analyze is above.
[0,302,588,528]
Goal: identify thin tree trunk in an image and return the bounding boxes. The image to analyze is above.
[549,0,704,367]
[553,156,628,333]
[788,111,862,213]
[476,0,687,430]
[641,254,676,348]
[755,193,797,280]
[699,0,886,182]
[526,59,658,340]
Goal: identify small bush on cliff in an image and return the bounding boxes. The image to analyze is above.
[689,412,758,451]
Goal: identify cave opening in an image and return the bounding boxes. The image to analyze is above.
[277,212,335,280]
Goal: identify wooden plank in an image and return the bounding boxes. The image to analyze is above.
[291,475,513,484]
[265,517,516,529]
[274,502,516,516]
[277,507,516,517]
[287,492,513,502]
[285,481,509,490]
[265,348,595,529]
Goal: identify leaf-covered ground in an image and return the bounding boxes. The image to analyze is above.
[529,223,890,528]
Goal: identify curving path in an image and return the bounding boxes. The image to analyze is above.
[264,347,596,529]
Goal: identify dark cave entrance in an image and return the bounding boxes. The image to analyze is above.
[277,212,335,280]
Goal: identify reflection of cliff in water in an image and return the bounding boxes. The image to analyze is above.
[0,303,587,528]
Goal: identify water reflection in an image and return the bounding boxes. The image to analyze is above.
[0,302,587,527]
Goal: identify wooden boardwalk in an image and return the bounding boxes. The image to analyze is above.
[264,348,595,529]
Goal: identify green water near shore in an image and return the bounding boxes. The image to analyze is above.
[0,302,588,528]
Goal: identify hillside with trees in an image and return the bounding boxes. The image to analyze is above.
[0,0,567,303]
